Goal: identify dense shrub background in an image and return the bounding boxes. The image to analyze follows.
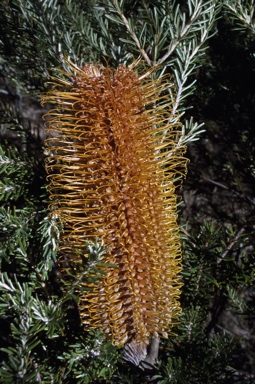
[0,1,254,383]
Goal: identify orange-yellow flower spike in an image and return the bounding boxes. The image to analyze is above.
[42,61,187,353]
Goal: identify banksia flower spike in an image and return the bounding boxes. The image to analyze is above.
[42,60,187,364]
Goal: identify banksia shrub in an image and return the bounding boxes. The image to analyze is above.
[42,61,187,359]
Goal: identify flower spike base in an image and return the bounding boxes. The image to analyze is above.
[42,61,187,365]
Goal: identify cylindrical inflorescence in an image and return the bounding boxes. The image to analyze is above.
[42,62,187,347]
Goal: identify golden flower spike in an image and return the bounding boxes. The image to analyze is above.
[42,60,187,366]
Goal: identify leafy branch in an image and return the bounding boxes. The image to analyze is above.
[225,0,255,34]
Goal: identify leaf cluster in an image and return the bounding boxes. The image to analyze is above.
[178,5,255,379]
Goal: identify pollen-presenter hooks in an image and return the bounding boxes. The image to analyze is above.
[42,59,188,366]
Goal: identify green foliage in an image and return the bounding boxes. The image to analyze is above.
[225,0,255,35]
[0,145,36,202]
[0,273,63,382]
[0,232,120,383]
[60,331,119,384]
